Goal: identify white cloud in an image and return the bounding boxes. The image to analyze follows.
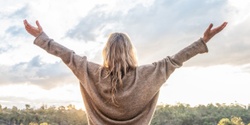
[0,56,76,89]
[3,0,249,66]
[65,0,246,66]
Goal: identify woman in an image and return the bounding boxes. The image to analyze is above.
[24,20,227,125]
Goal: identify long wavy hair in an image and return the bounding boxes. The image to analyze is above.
[102,32,138,106]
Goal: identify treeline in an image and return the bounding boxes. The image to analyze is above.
[0,104,87,125]
[0,103,250,125]
[151,103,250,125]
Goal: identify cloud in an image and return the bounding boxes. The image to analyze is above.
[0,3,29,38]
[5,25,26,36]
[9,4,29,19]
[241,64,250,74]
[0,3,30,51]
[0,44,13,54]
[0,0,249,109]
[65,0,250,67]
[0,33,17,55]
[185,14,250,66]
[0,3,29,21]
[0,84,83,109]
[0,95,81,109]
[0,56,77,89]
[1,0,249,89]
[66,4,123,42]
[66,0,228,40]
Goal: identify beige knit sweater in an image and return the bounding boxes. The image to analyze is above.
[34,32,208,125]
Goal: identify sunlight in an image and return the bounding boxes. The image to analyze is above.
[0,84,83,109]
[159,65,250,106]
[227,0,250,25]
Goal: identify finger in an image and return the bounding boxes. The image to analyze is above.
[25,20,31,27]
[23,20,31,29]
[24,20,34,29]
[218,22,227,29]
[36,20,43,30]
[205,23,213,34]
[215,22,228,32]
[23,19,27,26]
[221,22,228,29]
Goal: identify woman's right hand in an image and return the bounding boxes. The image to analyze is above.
[202,22,227,43]
[23,19,43,37]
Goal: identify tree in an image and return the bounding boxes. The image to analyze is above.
[231,117,245,125]
[25,104,31,110]
[0,103,249,125]
[67,104,76,110]
[217,118,235,125]
[218,117,247,125]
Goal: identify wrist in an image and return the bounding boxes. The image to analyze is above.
[202,37,208,43]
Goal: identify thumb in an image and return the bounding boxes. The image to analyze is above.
[205,23,213,34]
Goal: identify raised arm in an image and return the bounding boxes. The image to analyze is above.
[23,19,73,64]
[170,22,228,66]
[23,20,87,77]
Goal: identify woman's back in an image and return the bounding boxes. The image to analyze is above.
[33,32,208,124]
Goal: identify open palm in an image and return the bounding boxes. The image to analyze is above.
[23,19,43,37]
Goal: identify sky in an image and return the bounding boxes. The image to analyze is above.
[0,0,250,109]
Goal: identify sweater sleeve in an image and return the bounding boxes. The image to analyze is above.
[33,32,87,77]
[169,38,208,67]
[149,38,208,86]
[137,38,208,97]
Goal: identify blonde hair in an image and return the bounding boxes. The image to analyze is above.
[102,32,137,106]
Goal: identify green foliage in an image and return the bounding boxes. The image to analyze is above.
[151,103,250,125]
[0,103,249,125]
[0,104,88,125]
